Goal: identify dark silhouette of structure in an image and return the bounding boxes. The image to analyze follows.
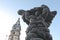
[18,5,57,40]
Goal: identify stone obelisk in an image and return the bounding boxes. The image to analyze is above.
[8,18,21,40]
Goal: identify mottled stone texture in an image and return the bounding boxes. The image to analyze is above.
[18,5,57,40]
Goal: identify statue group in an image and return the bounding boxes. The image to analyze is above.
[18,5,57,40]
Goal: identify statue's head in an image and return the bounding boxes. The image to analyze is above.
[18,9,25,15]
[41,4,49,8]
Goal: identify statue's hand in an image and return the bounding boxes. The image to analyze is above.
[18,10,25,15]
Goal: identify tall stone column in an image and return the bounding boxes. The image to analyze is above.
[8,18,21,40]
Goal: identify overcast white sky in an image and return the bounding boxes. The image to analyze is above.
[0,0,60,40]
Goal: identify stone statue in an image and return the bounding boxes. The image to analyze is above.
[18,5,57,40]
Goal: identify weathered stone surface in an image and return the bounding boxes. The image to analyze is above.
[18,5,57,40]
[30,38,43,40]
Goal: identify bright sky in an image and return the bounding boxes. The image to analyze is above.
[0,0,60,40]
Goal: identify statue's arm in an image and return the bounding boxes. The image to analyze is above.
[45,11,57,23]
[25,12,36,21]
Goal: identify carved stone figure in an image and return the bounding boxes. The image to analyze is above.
[18,5,57,40]
[18,10,29,25]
